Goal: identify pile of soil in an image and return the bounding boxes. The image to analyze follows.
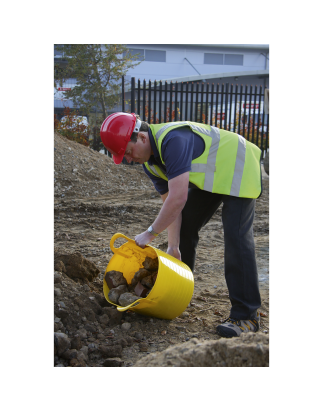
[54,131,269,367]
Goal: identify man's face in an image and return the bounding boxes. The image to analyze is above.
[124,134,151,164]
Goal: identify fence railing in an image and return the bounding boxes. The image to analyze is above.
[126,77,269,159]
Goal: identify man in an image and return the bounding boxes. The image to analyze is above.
[100,112,263,338]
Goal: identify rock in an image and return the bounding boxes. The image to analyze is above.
[139,342,149,352]
[118,293,139,307]
[54,288,62,297]
[54,250,100,282]
[134,332,143,341]
[84,309,96,322]
[60,349,78,360]
[104,271,127,289]
[143,257,158,272]
[141,274,154,289]
[79,346,89,360]
[99,344,123,358]
[108,284,128,304]
[88,343,99,353]
[121,322,131,331]
[55,308,69,320]
[131,268,151,287]
[98,314,110,326]
[71,335,82,350]
[54,332,71,356]
[54,260,66,273]
[92,292,110,307]
[83,285,90,292]
[134,333,269,367]
[54,323,60,332]
[88,298,103,315]
[176,326,186,331]
[54,272,62,284]
[97,333,105,340]
[102,307,123,325]
[84,323,96,333]
[116,338,128,348]
[70,358,86,367]
[102,357,124,367]
[77,328,88,340]
[134,281,149,297]
[124,336,134,346]
[74,296,85,308]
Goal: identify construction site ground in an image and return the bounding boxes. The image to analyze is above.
[54,132,269,367]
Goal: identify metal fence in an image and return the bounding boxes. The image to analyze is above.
[125,76,269,159]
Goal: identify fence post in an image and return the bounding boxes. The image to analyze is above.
[122,75,125,112]
[138,79,141,117]
[210,83,214,126]
[175,82,178,121]
[153,80,157,124]
[223,83,228,130]
[142,79,147,121]
[131,77,135,113]
[148,80,152,123]
[229,84,233,131]
[164,81,168,122]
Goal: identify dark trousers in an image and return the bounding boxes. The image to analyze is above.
[179,188,261,320]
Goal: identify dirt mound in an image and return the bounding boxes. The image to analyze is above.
[55,247,100,281]
[134,332,269,367]
[54,132,154,201]
[54,131,269,367]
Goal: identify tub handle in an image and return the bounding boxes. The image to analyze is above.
[116,298,154,312]
[110,232,147,258]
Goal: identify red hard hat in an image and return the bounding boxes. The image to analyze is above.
[100,112,141,164]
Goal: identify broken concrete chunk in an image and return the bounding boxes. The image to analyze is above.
[108,284,128,304]
[141,274,154,289]
[143,257,158,272]
[105,271,127,289]
[134,281,149,297]
[131,268,151,287]
[118,293,140,307]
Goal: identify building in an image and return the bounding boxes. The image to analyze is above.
[54,44,269,118]
[124,44,269,88]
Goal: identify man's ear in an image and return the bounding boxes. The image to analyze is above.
[138,132,147,143]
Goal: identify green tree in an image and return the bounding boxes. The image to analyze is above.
[54,44,140,150]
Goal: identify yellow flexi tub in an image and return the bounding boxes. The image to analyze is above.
[103,233,194,320]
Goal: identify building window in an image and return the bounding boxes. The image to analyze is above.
[204,53,223,65]
[125,48,166,62]
[224,54,243,65]
[145,50,166,62]
[54,45,64,57]
[127,48,145,61]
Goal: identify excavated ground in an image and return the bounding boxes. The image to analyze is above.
[54,132,269,367]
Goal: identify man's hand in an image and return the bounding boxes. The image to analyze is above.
[167,246,181,261]
[135,230,155,249]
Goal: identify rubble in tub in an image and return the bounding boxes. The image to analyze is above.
[105,257,158,306]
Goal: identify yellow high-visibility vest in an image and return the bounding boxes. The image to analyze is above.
[144,121,262,198]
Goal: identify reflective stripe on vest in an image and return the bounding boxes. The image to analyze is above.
[147,121,262,198]
[230,134,246,196]
[155,121,221,192]
[145,163,168,181]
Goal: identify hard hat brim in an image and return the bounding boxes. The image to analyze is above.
[112,152,124,164]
